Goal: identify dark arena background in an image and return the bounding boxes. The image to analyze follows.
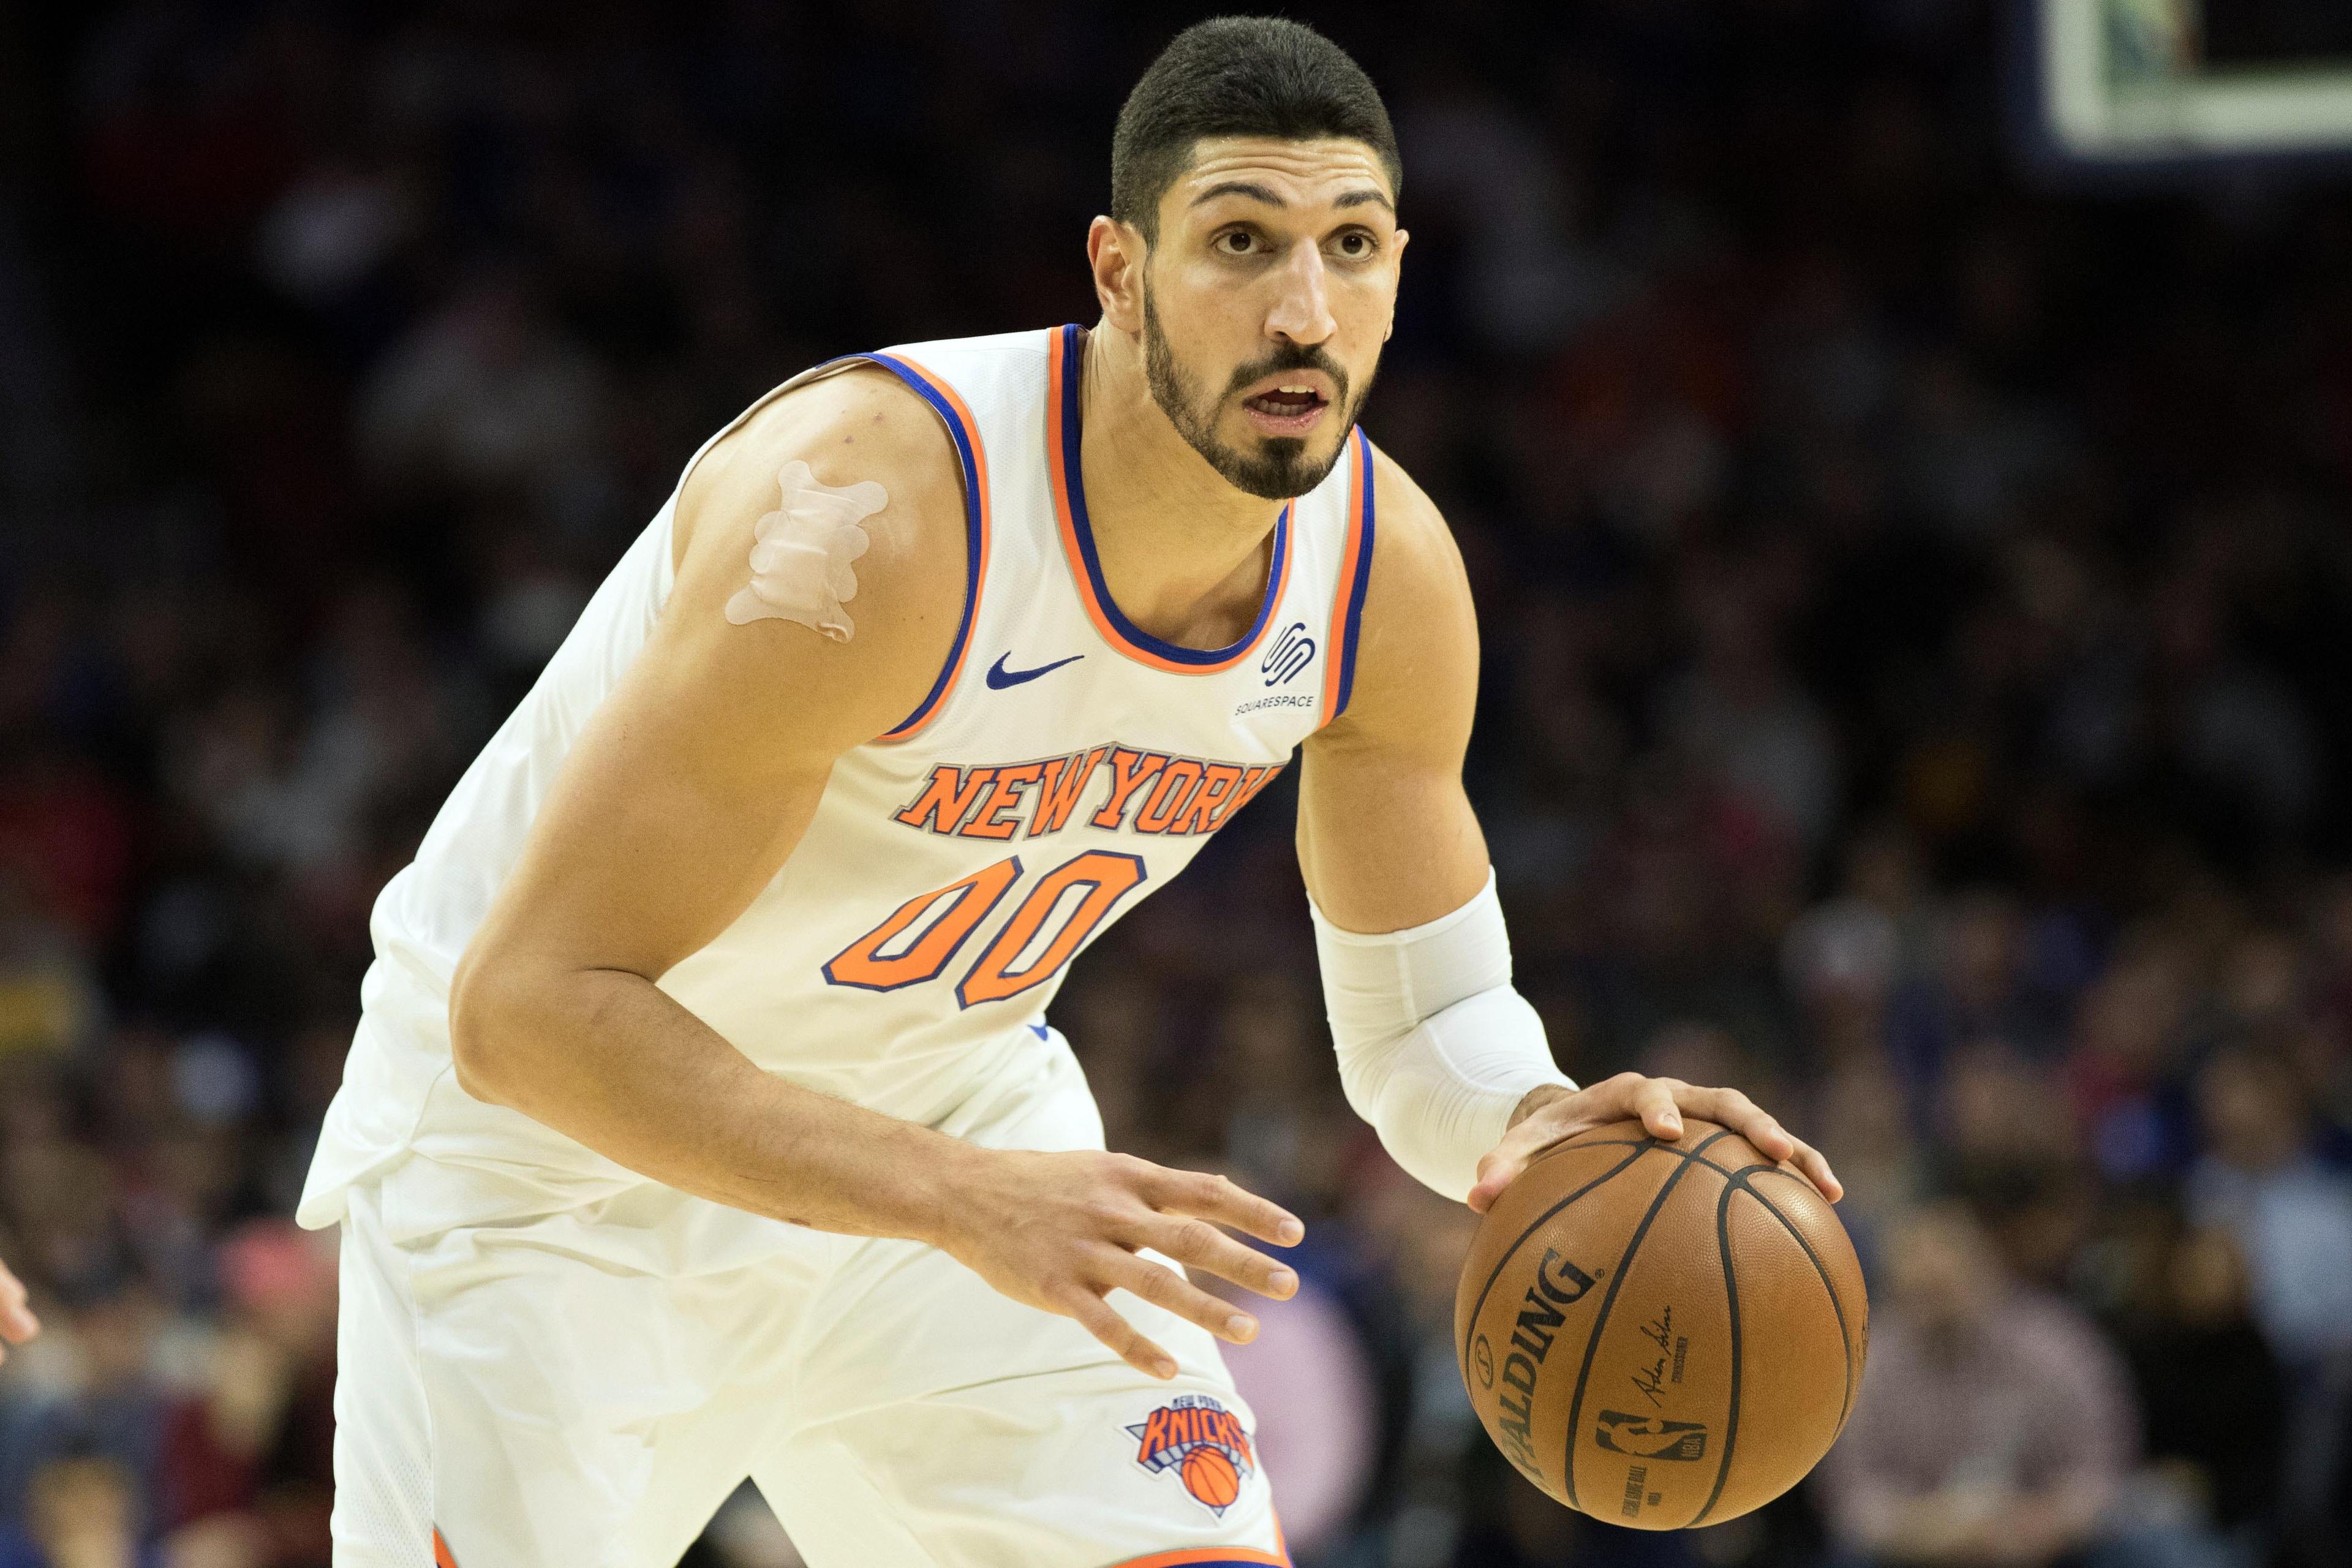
[4,2,2352,1566]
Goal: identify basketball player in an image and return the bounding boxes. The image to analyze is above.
[296,17,1839,1568]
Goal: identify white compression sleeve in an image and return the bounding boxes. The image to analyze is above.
[1310,869,1575,1202]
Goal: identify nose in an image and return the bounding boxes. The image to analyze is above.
[1264,239,1336,347]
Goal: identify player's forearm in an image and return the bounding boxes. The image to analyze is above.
[1310,869,1574,1201]
[448,962,978,1242]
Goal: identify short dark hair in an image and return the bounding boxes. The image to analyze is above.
[1111,17,1401,241]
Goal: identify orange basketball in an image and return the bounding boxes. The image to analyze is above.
[1181,1445,1242,1509]
[1455,1118,1868,1529]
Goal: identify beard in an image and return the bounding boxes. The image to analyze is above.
[1141,284,1371,501]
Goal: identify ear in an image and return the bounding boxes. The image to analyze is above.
[1385,228,1409,342]
[1088,216,1148,336]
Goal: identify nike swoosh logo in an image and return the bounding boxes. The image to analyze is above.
[986,652,1085,689]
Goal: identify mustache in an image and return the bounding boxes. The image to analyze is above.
[1222,343,1349,407]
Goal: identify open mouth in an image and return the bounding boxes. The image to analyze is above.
[1240,383,1331,435]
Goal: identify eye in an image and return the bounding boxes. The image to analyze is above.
[1333,230,1376,259]
[1215,230,1260,257]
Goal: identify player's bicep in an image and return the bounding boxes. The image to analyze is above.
[484,650,862,986]
[1297,456,1488,932]
[1298,721,1487,933]
[467,376,966,984]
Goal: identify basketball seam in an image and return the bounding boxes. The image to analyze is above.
[1741,1169,1861,1431]
[1686,1180,1746,1529]
[1556,1128,1735,1513]
[1457,1141,1654,1375]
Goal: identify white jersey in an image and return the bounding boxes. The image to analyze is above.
[296,324,1376,1238]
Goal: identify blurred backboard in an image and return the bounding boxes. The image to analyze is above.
[2029,0,2352,170]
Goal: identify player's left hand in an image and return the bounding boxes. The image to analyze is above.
[1465,1073,1841,1215]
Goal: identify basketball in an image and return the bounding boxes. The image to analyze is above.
[1454,1118,1868,1529]
[1181,1445,1243,1510]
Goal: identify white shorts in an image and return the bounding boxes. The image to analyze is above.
[329,1047,1289,1568]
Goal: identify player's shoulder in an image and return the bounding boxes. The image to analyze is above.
[1363,440,1472,609]
[656,364,973,749]
[1357,439,1475,641]
[1309,438,1478,748]
[679,364,968,589]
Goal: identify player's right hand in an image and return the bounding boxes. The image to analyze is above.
[0,1255,39,1366]
[938,1149,1304,1381]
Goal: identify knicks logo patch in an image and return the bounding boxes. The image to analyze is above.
[1127,1393,1257,1517]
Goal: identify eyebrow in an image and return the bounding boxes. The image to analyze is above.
[1188,181,1395,215]
[1189,180,1283,208]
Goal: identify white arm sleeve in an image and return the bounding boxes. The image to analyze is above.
[1310,868,1575,1202]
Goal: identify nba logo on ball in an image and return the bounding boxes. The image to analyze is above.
[1127,1393,1256,1516]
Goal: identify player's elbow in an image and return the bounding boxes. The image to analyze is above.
[447,946,541,1108]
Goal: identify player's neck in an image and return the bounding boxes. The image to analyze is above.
[1076,324,1286,650]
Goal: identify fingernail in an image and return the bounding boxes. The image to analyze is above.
[1270,1268,1298,1295]
[1278,1218,1303,1244]
[1227,1314,1256,1340]
[1155,1359,1178,1379]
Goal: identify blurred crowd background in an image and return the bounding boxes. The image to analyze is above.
[4,1,2352,1566]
